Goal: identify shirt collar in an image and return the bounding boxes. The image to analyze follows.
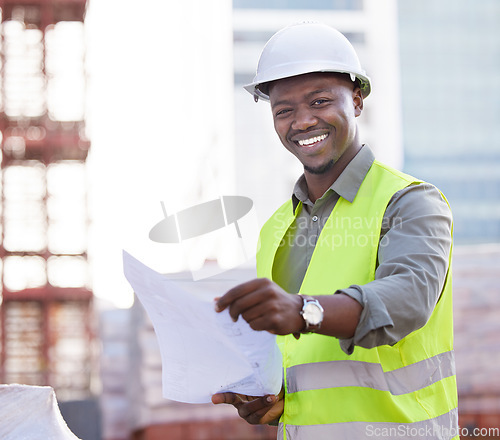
[291,145,375,212]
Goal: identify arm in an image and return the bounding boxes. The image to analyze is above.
[215,183,451,344]
[214,278,362,338]
[337,183,452,353]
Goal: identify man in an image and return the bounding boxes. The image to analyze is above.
[212,23,458,439]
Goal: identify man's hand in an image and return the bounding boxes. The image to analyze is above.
[211,389,284,425]
[215,278,304,335]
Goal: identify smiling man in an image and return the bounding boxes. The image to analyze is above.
[212,23,458,440]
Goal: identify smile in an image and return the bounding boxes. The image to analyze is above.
[297,133,328,147]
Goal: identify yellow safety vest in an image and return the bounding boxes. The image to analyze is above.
[257,160,458,440]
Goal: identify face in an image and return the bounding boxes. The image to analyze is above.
[268,72,363,177]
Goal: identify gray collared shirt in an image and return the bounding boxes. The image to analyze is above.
[272,146,453,354]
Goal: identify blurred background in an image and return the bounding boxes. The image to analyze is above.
[0,0,498,439]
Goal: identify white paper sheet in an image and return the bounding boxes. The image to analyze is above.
[0,384,80,440]
[122,250,283,404]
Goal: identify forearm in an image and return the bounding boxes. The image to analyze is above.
[308,292,362,338]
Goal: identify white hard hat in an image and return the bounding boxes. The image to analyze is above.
[244,22,371,102]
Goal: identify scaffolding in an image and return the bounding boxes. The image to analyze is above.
[0,0,92,401]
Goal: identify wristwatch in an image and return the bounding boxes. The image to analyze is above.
[299,295,324,333]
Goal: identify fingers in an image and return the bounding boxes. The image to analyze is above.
[224,286,270,324]
[215,279,266,314]
[237,394,276,417]
[211,392,240,405]
[214,278,304,335]
[238,395,278,425]
[211,392,280,425]
[211,392,273,408]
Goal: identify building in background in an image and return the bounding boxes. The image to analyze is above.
[398,0,500,433]
[398,0,500,244]
[232,0,402,223]
[453,245,500,435]
[0,0,99,438]
[0,0,92,402]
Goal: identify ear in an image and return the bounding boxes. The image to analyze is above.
[353,87,363,117]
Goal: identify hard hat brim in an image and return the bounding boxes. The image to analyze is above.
[244,69,371,102]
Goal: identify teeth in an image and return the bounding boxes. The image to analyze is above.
[298,134,328,146]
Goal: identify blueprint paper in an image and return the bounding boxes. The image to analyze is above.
[122,250,283,404]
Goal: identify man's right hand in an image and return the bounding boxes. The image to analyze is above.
[211,389,284,425]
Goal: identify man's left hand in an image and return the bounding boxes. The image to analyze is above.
[211,389,284,425]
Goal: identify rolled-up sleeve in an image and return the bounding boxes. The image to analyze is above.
[337,183,453,355]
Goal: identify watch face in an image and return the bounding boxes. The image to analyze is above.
[303,303,322,325]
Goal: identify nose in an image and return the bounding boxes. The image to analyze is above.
[291,106,317,131]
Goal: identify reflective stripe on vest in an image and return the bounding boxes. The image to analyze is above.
[278,407,459,440]
[256,160,457,439]
[286,350,455,395]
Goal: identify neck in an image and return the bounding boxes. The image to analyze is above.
[305,144,362,203]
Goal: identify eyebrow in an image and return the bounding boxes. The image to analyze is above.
[271,88,332,109]
[307,89,331,98]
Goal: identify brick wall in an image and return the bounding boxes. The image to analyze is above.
[454,245,500,432]
[131,419,277,440]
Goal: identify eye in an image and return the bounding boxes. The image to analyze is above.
[275,108,291,117]
[312,98,329,106]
